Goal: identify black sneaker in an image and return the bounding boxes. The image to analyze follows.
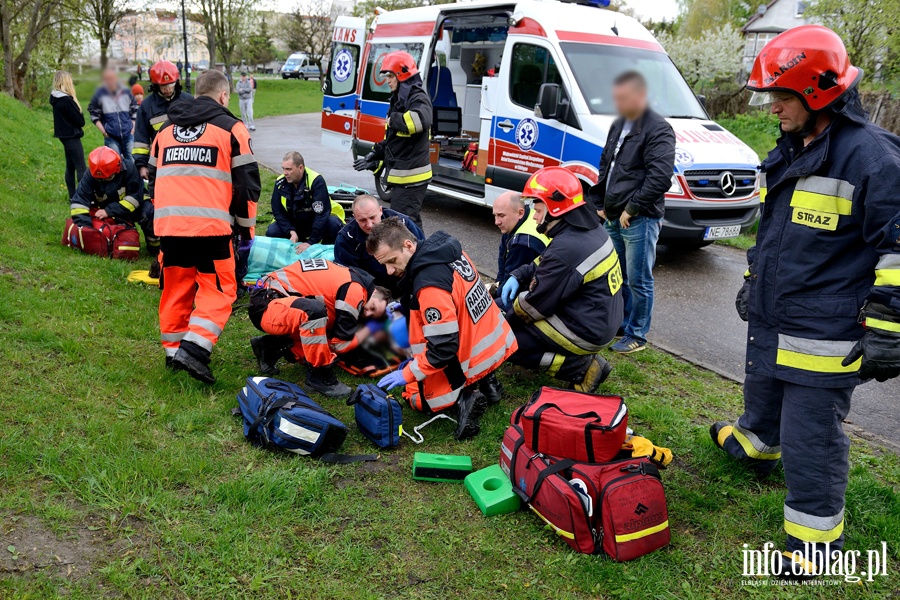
[251,335,290,376]
[573,354,612,393]
[479,372,503,404]
[165,356,174,370]
[453,390,488,440]
[149,259,161,280]
[306,365,352,398]
[172,348,216,384]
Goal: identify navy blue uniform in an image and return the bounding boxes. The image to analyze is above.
[722,90,900,552]
[497,206,548,284]
[266,167,342,244]
[334,208,424,291]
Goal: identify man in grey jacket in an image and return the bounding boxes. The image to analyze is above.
[236,72,255,131]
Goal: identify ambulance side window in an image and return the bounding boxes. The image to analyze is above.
[362,43,425,103]
[325,43,360,97]
[509,43,565,110]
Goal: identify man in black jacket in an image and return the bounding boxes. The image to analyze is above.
[354,51,432,228]
[590,71,675,354]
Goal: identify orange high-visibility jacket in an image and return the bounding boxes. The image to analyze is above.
[148,95,260,237]
[401,232,517,412]
[262,259,376,354]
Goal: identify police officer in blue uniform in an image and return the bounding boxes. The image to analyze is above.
[711,26,900,576]
[267,151,343,249]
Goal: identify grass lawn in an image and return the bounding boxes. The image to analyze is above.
[67,69,322,120]
[2,95,899,598]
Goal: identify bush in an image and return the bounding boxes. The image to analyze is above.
[657,24,744,92]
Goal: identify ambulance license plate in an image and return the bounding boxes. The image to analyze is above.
[703,225,740,240]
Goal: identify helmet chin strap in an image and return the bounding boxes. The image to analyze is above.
[536,216,560,236]
[799,110,821,139]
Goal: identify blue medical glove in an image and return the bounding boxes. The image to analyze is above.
[365,320,384,335]
[377,369,408,391]
[501,277,520,305]
[386,301,403,319]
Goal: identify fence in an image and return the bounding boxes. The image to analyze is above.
[704,87,900,136]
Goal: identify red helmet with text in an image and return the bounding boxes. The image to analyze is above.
[379,51,418,81]
[747,25,861,112]
[88,147,122,180]
[522,167,585,217]
[149,60,180,85]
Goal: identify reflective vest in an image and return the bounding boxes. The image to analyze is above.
[497,207,549,282]
[149,98,258,237]
[747,92,900,387]
[262,259,375,354]
[401,232,517,412]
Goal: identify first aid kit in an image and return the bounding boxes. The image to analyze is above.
[513,387,628,463]
[236,376,375,462]
[62,217,141,260]
[500,425,670,560]
[347,383,403,449]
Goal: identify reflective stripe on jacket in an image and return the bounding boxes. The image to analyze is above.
[372,76,433,188]
[746,89,900,387]
[263,259,375,354]
[400,232,517,412]
[133,90,192,167]
[497,206,549,283]
[70,164,145,226]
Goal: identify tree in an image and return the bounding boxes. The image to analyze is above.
[286,0,342,86]
[79,0,133,69]
[0,0,58,101]
[677,0,753,38]
[242,16,276,68]
[194,0,258,74]
[657,23,744,90]
[808,0,897,79]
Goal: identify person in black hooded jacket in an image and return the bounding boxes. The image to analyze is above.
[354,51,432,228]
[50,70,87,198]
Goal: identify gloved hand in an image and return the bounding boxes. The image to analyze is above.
[500,277,520,306]
[377,369,408,391]
[353,152,378,172]
[386,301,403,319]
[842,302,900,381]
[365,320,384,335]
[237,239,253,255]
[735,278,751,322]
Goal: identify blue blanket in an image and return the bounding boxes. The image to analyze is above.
[244,236,335,285]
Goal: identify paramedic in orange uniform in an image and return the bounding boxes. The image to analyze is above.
[248,259,391,397]
[367,217,517,440]
[148,69,261,384]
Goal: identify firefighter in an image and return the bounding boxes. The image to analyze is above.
[248,259,391,397]
[71,146,160,271]
[334,194,424,293]
[266,151,343,248]
[367,217,517,440]
[491,190,549,308]
[134,60,192,180]
[353,51,432,228]
[148,69,260,384]
[710,25,900,576]
[501,167,623,393]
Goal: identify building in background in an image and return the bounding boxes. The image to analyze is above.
[742,0,810,71]
[113,9,211,66]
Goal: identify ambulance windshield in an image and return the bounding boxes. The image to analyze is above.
[561,42,707,119]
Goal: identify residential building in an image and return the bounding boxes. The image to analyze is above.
[742,0,811,70]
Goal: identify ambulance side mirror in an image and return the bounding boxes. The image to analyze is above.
[535,83,560,120]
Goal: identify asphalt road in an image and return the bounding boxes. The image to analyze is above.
[251,113,899,448]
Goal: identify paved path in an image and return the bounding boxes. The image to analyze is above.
[251,113,900,449]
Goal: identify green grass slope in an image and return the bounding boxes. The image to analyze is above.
[0,94,897,599]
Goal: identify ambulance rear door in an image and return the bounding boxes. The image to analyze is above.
[321,16,366,151]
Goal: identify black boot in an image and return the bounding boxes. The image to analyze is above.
[149,258,161,280]
[172,344,216,384]
[453,389,488,440]
[479,372,503,404]
[251,335,291,376]
[306,365,352,398]
[573,354,612,394]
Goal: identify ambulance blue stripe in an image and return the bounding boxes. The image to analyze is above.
[322,95,357,111]
[360,99,390,119]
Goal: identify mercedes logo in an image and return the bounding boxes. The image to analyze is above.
[719,171,737,196]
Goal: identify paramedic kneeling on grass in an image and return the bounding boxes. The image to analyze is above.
[367,217,516,440]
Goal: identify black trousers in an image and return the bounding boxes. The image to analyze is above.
[391,184,427,229]
[60,137,86,198]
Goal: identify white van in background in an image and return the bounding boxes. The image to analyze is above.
[281,52,322,80]
[322,1,761,247]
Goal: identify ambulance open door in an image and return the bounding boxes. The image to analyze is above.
[321,16,366,151]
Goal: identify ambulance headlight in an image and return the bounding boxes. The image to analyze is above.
[668,174,683,195]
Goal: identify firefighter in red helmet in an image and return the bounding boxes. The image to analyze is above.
[134,60,192,181]
[354,51,432,229]
[500,166,623,393]
[710,25,900,577]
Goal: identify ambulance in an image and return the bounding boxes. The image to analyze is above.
[321,0,761,246]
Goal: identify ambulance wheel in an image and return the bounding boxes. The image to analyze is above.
[375,171,392,203]
[300,74,307,80]
[282,74,288,79]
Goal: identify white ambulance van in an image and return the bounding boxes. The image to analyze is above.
[321,2,761,246]
[282,52,321,80]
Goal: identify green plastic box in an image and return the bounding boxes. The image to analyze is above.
[412,452,473,482]
[464,464,522,516]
